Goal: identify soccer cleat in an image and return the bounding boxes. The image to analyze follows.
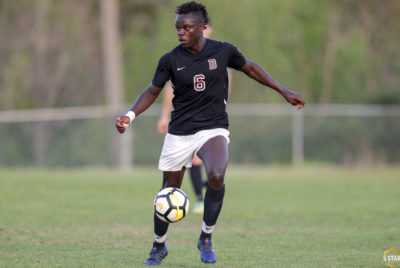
[144,243,168,266]
[193,201,204,215]
[197,237,217,263]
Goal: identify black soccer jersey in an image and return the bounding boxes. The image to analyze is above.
[152,39,246,135]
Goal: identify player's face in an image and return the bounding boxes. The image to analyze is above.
[175,12,205,49]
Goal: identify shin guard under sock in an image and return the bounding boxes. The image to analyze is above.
[203,185,225,226]
[154,213,169,246]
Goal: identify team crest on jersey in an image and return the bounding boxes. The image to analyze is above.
[208,59,217,70]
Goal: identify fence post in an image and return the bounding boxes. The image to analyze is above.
[292,109,304,164]
[100,0,131,169]
[120,129,133,169]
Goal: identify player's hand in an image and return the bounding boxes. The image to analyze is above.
[115,116,131,134]
[283,90,305,110]
[157,117,169,134]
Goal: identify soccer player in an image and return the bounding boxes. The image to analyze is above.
[116,1,305,265]
[157,81,206,215]
[156,23,232,216]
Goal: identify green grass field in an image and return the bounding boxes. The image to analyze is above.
[1,165,399,267]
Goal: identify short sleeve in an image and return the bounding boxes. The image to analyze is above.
[152,53,171,88]
[226,43,246,70]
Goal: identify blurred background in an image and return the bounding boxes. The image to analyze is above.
[0,0,399,168]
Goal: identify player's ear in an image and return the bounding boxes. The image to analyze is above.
[199,23,206,31]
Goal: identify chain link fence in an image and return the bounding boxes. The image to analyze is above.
[1,104,399,168]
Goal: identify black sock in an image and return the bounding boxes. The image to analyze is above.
[203,185,225,226]
[154,241,165,248]
[154,213,168,247]
[200,231,212,239]
[189,165,203,201]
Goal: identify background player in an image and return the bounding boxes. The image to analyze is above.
[116,1,305,265]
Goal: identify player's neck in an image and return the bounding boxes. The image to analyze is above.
[186,37,207,54]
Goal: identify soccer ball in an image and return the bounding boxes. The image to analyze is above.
[154,187,189,223]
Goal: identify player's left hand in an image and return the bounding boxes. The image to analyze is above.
[284,90,305,110]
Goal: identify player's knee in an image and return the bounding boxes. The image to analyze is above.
[164,182,180,188]
[163,178,182,188]
[207,171,225,189]
[162,178,181,188]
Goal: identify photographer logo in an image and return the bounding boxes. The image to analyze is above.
[383,248,400,268]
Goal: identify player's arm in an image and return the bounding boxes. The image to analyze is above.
[116,83,162,134]
[240,58,305,109]
[157,81,174,134]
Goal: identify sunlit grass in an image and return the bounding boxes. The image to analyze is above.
[0,165,399,267]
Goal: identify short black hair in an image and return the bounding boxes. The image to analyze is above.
[176,1,209,24]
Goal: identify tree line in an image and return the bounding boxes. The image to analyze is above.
[1,0,399,111]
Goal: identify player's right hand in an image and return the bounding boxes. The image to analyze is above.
[115,116,130,133]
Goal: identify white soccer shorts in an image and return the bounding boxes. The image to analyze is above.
[158,128,230,171]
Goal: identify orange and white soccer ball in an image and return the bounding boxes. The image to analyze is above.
[154,187,189,223]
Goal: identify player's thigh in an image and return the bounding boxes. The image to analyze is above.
[197,135,229,176]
